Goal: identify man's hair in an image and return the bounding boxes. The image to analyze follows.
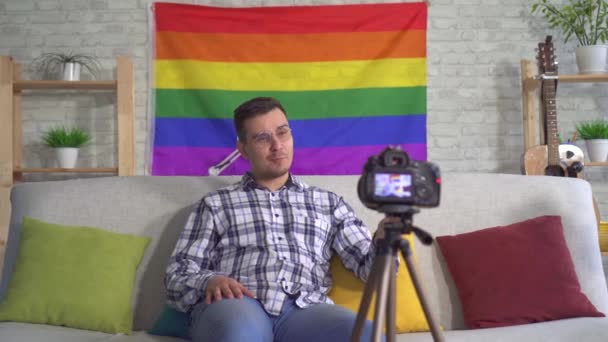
[234,97,287,142]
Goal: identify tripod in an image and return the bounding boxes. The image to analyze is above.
[350,208,445,342]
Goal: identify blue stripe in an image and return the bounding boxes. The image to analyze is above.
[154,115,427,147]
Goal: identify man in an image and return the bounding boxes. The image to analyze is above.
[165,97,390,342]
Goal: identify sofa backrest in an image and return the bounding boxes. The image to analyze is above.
[5,173,608,331]
[300,173,608,329]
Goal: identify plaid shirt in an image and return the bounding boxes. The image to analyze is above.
[165,173,376,315]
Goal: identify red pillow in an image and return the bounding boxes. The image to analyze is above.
[436,215,604,329]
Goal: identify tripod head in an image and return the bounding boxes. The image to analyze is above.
[378,206,434,246]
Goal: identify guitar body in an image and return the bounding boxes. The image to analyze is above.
[523,144,584,178]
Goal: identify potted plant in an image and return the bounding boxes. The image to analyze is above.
[531,0,608,74]
[576,120,608,161]
[42,127,92,168]
[31,52,102,81]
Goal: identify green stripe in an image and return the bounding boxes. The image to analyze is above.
[155,87,426,119]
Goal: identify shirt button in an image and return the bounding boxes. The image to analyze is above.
[274,214,279,217]
[278,237,283,240]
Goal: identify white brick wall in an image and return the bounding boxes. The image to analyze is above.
[2,0,608,218]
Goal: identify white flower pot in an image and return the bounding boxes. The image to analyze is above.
[62,62,81,81]
[55,147,79,168]
[585,139,608,162]
[575,45,608,74]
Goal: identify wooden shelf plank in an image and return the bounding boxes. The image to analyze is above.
[525,73,608,87]
[559,73,608,83]
[13,64,22,183]
[14,80,116,91]
[116,56,135,176]
[15,167,118,173]
[587,162,608,166]
[0,57,12,187]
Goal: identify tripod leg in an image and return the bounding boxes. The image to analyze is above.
[385,252,397,342]
[351,253,384,342]
[371,255,391,342]
[399,240,445,342]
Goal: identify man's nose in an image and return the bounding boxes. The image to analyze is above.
[269,134,282,150]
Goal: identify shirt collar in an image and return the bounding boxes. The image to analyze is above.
[240,172,305,192]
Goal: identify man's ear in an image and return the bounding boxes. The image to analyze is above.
[237,141,249,160]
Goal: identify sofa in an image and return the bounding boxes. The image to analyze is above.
[0,172,607,342]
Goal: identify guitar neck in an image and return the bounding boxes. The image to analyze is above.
[542,77,560,166]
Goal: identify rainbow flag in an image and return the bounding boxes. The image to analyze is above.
[152,2,427,175]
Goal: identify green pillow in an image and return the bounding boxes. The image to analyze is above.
[0,216,150,334]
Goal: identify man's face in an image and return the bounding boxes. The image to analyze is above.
[237,108,294,181]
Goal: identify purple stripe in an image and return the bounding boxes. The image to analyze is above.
[152,145,427,176]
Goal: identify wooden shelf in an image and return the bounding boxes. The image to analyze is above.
[521,59,608,149]
[14,80,117,91]
[15,167,118,173]
[0,55,135,188]
[520,59,606,224]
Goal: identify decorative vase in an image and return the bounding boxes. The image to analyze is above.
[585,139,608,162]
[55,147,79,168]
[62,62,81,81]
[575,45,608,74]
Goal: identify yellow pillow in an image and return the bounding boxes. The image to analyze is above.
[328,234,430,333]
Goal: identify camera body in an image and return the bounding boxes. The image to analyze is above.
[358,146,440,212]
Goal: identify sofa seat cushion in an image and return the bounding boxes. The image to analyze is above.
[393,317,608,342]
[0,322,187,342]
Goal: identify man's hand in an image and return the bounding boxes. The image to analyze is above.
[374,216,402,241]
[205,275,256,304]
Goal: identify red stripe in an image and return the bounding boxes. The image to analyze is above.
[154,2,427,34]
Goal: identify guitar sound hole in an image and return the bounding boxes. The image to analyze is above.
[545,165,565,177]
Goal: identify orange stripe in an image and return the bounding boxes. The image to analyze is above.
[156,30,426,62]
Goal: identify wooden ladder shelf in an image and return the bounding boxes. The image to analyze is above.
[0,55,135,186]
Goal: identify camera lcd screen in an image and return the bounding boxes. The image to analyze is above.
[373,173,413,198]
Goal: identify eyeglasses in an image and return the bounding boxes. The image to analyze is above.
[250,125,292,148]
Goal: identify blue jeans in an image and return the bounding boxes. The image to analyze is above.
[189,296,384,342]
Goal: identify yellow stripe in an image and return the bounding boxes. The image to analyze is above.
[155,59,426,91]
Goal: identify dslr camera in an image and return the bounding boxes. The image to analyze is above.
[357,146,441,213]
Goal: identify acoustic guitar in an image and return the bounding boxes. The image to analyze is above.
[523,36,585,178]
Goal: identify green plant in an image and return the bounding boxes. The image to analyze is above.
[42,127,92,148]
[531,0,608,45]
[575,120,608,139]
[31,52,102,78]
